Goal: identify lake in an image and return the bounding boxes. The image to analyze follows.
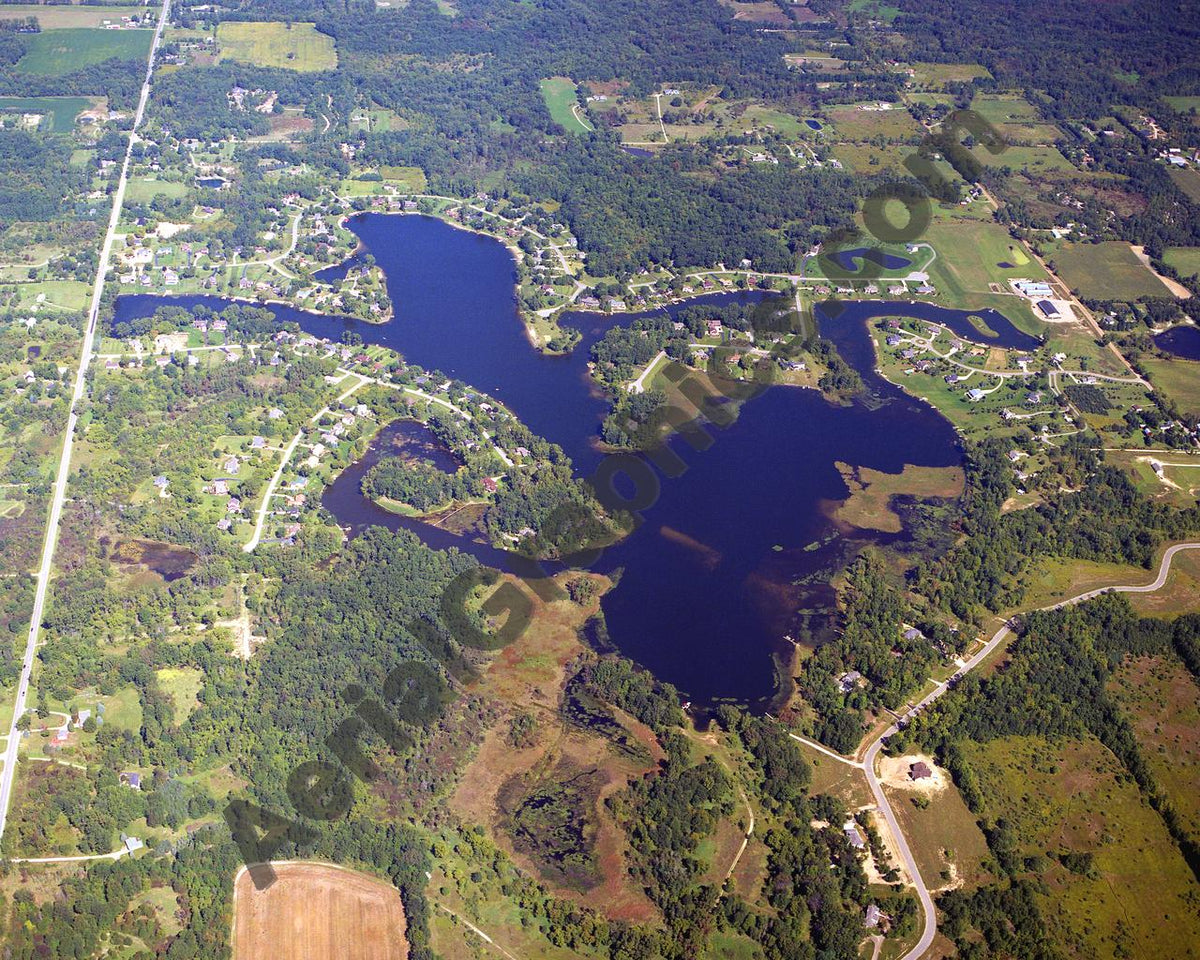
[113,214,1007,708]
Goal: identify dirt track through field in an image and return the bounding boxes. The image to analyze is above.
[233,862,408,960]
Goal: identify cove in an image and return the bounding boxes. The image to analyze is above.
[112,214,1004,708]
[1155,325,1200,361]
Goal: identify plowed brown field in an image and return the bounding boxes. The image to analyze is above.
[232,862,408,960]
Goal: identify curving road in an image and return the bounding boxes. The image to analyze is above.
[0,0,174,842]
[821,541,1200,960]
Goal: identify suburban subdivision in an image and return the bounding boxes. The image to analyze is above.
[0,1,1198,959]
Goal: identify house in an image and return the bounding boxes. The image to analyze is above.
[212,479,229,496]
[217,517,232,531]
[886,335,901,346]
[1025,391,1042,405]
[227,498,242,513]
[121,835,144,855]
[152,475,169,490]
[838,670,862,693]
[482,477,499,493]
[843,821,866,849]
[865,904,883,929]
[1007,449,1023,462]
[250,436,266,449]
[120,772,142,790]
[903,627,924,641]
[1036,299,1060,319]
[910,761,933,781]
[268,407,284,420]
[966,388,986,401]
[224,456,240,474]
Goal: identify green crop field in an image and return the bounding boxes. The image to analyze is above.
[0,96,93,132]
[216,21,337,72]
[1051,241,1172,300]
[1164,246,1200,278]
[17,28,152,75]
[540,77,592,134]
[380,165,428,191]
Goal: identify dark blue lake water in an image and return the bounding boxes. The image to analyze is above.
[112,214,1020,707]
[1155,325,1200,361]
[826,247,912,273]
[805,119,823,131]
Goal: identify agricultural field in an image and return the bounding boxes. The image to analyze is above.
[380,165,427,191]
[1168,166,1200,203]
[1164,246,1200,278]
[963,734,1200,960]
[232,862,409,960]
[0,5,150,29]
[1165,95,1200,117]
[216,21,337,72]
[17,28,152,75]
[0,96,93,133]
[539,77,592,134]
[1051,241,1174,300]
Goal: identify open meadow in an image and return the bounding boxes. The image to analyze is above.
[216,21,337,72]
[539,77,591,134]
[964,733,1200,960]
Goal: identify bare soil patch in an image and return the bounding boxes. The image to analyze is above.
[232,861,408,960]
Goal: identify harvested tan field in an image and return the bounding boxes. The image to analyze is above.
[232,861,408,960]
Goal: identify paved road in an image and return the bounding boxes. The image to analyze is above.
[812,541,1200,960]
[0,0,173,841]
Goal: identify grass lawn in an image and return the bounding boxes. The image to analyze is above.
[0,96,93,132]
[1164,246,1200,279]
[924,220,1049,297]
[124,177,191,203]
[539,77,591,134]
[1141,356,1200,415]
[964,733,1200,960]
[216,21,337,72]
[1165,95,1200,116]
[17,28,152,75]
[15,279,91,312]
[1051,241,1173,300]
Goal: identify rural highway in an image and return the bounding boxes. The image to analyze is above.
[0,0,173,841]
[803,541,1200,960]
